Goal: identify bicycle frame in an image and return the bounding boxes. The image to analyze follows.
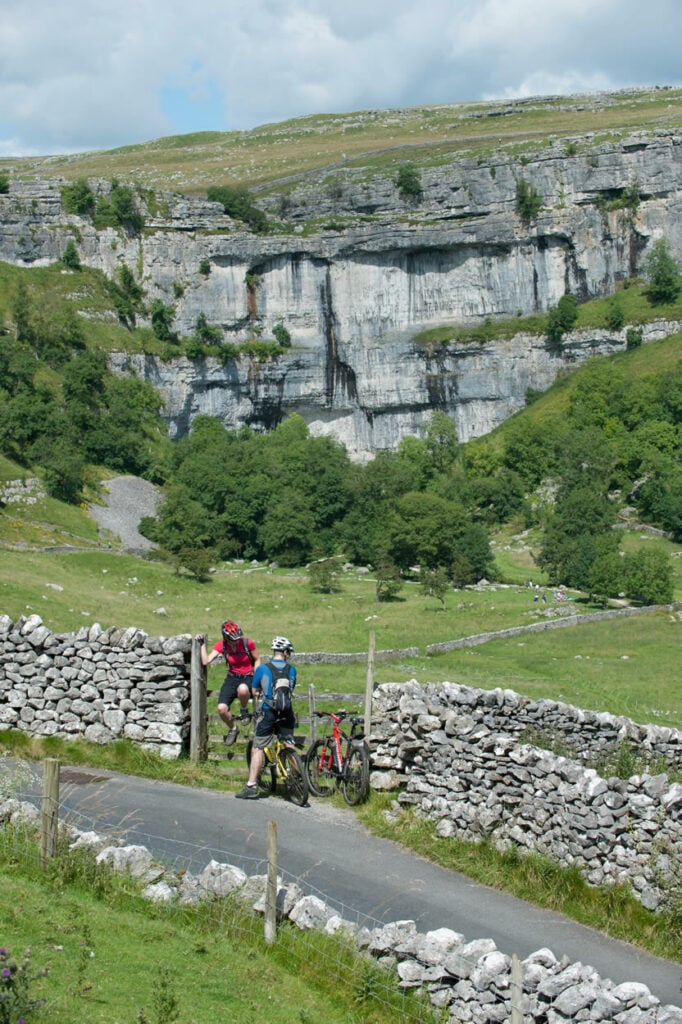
[246,730,309,805]
[263,735,293,775]
[305,709,369,805]
[313,711,363,777]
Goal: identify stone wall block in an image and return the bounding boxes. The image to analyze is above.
[370,680,682,910]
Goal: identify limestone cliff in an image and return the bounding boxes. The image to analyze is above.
[1,130,681,457]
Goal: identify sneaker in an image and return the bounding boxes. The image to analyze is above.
[235,784,259,800]
[224,725,239,746]
[238,709,251,721]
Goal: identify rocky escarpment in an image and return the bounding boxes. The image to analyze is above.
[1,130,681,456]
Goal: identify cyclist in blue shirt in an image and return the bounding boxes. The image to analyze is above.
[236,636,297,800]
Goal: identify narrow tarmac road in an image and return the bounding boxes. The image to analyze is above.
[22,762,682,1009]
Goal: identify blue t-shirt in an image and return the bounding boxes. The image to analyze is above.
[253,658,297,708]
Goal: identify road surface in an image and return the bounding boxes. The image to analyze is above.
[21,762,682,1008]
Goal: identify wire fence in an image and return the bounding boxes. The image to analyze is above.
[3,784,446,1023]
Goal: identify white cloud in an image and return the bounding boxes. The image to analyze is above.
[0,0,680,157]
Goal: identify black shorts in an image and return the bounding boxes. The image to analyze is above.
[218,672,253,707]
[252,704,295,749]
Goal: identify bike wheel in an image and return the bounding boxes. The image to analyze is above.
[245,739,276,794]
[342,742,370,806]
[282,747,309,806]
[304,739,337,798]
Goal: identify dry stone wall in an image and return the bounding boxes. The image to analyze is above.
[0,615,192,759]
[370,682,682,912]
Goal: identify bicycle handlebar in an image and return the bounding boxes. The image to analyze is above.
[312,710,364,726]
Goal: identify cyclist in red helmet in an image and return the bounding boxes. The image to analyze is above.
[195,621,260,744]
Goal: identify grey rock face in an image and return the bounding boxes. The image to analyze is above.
[2,133,681,456]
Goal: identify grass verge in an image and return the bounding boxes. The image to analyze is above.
[0,821,436,1024]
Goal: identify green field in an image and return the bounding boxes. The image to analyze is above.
[3,86,682,195]
[1,516,680,727]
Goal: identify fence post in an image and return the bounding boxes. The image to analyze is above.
[510,953,523,1024]
[41,758,60,867]
[308,684,316,743]
[190,635,207,762]
[364,630,375,736]
[265,820,278,944]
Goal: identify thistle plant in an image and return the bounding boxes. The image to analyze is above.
[0,946,48,1024]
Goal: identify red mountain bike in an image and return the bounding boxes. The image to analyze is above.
[304,710,370,805]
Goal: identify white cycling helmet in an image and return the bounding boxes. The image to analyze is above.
[271,635,294,653]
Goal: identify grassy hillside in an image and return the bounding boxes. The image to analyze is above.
[3,86,682,195]
[1,465,680,727]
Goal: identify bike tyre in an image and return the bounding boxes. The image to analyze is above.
[342,742,370,806]
[304,739,337,798]
[245,739,276,794]
[282,747,309,806]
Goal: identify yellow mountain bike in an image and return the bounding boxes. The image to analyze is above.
[245,735,309,806]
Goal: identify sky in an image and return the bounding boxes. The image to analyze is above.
[1,0,680,158]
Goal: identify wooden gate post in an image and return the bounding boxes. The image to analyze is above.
[190,636,207,762]
[308,683,316,744]
[364,630,375,736]
[265,820,278,944]
[41,758,60,867]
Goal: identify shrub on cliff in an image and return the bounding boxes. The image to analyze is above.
[206,185,268,232]
[396,163,422,200]
[547,293,579,345]
[515,177,542,224]
[61,177,95,216]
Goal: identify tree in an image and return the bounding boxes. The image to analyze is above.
[642,237,680,305]
[61,178,95,216]
[140,484,217,554]
[588,551,624,606]
[396,163,422,200]
[623,548,674,605]
[173,546,213,582]
[35,438,85,504]
[638,464,682,540]
[451,523,494,582]
[0,171,9,194]
[273,322,291,348]
[150,300,176,342]
[538,480,619,588]
[515,178,542,224]
[547,293,579,345]
[605,295,625,331]
[193,312,222,345]
[206,185,268,232]
[308,557,341,593]
[385,492,468,570]
[425,411,459,474]
[61,239,81,270]
[258,488,316,566]
[420,566,449,610]
[11,280,36,346]
[375,557,403,602]
[108,264,145,329]
[109,180,144,233]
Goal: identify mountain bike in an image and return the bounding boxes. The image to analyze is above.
[304,710,370,805]
[245,734,309,806]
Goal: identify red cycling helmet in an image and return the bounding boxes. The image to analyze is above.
[221,621,243,641]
